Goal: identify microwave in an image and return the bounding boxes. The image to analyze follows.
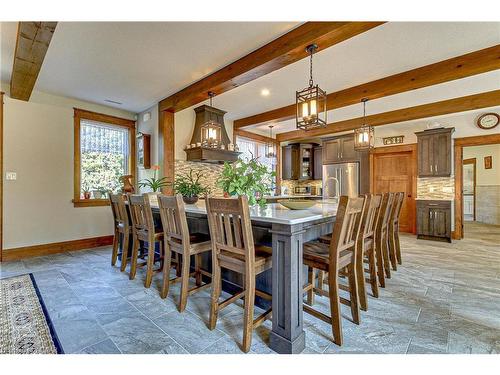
[294,186,311,194]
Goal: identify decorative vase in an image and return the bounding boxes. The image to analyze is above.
[183,195,198,204]
[83,191,91,199]
[93,190,103,199]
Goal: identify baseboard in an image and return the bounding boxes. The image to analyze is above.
[2,235,114,261]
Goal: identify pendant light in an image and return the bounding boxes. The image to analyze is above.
[265,125,277,159]
[354,98,374,151]
[200,91,222,147]
[296,44,327,131]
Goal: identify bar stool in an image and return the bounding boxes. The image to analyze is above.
[109,193,131,272]
[205,195,272,353]
[376,192,395,284]
[128,193,164,288]
[158,194,212,312]
[388,192,405,267]
[302,195,365,346]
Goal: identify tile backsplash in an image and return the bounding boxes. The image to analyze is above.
[175,160,225,196]
[417,177,455,200]
[281,179,322,195]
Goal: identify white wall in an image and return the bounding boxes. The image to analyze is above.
[136,104,159,193]
[463,144,500,186]
[2,86,136,249]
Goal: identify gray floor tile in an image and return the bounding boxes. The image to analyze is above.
[79,338,121,354]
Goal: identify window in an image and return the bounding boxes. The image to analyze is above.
[236,135,277,192]
[73,108,136,207]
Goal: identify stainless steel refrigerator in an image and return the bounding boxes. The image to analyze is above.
[322,162,360,199]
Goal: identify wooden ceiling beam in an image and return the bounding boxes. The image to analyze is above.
[236,45,500,129]
[276,90,500,142]
[158,22,385,113]
[234,128,276,144]
[10,22,57,101]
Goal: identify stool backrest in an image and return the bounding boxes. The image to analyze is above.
[128,193,155,237]
[330,195,365,263]
[109,193,129,229]
[378,192,395,232]
[205,195,255,268]
[391,192,405,226]
[158,194,190,250]
[360,194,382,240]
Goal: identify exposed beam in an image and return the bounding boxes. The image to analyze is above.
[10,22,57,101]
[159,22,385,113]
[234,129,276,144]
[159,110,175,195]
[235,45,500,129]
[276,90,500,142]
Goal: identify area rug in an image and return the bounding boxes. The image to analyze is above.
[0,274,63,354]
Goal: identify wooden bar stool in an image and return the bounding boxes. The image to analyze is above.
[303,195,365,346]
[205,195,272,353]
[109,193,131,272]
[158,194,212,312]
[128,193,164,288]
[356,194,382,310]
[388,192,405,267]
[376,192,395,284]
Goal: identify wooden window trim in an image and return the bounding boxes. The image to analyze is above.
[73,108,136,208]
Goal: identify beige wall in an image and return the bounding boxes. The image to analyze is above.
[136,104,159,193]
[463,144,500,186]
[2,87,136,249]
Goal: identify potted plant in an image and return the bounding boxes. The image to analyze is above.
[138,165,170,193]
[82,182,91,199]
[217,156,275,207]
[173,169,208,204]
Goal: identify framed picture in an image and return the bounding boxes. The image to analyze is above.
[484,156,492,170]
[137,132,151,169]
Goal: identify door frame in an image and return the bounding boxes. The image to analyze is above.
[462,157,476,221]
[369,143,417,234]
[454,133,500,239]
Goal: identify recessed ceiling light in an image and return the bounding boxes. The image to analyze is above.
[260,88,270,97]
[104,99,123,105]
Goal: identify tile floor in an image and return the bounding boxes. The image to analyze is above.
[1,222,499,354]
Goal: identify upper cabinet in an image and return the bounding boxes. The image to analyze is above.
[323,134,359,164]
[313,146,323,180]
[415,128,455,177]
[281,143,320,180]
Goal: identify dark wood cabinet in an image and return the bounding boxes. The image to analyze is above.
[323,135,358,164]
[281,143,319,181]
[417,200,451,242]
[313,146,323,180]
[416,128,454,177]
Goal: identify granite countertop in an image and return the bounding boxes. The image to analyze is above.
[150,200,338,225]
[415,197,454,201]
[264,194,323,199]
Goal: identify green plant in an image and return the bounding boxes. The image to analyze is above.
[217,156,275,207]
[138,165,169,192]
[173,169,209,197]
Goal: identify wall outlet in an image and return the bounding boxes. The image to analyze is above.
[6,172,17,180]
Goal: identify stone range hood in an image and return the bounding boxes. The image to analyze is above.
[185,104,241,164]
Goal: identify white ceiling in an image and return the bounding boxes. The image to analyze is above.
[0,21,299,112]
[1,21,499,125]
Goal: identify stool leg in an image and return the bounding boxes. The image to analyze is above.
[144,239,155,288]
[375,236,386,288]
[129,235,140,280]
[388,228,398,271]
[395,224,402,265]
[328,271,343,346]
[242,273,255,353]
[356,247,368,311]
[161,242,173,299]
[348,264,360,325]
[195,254,202,286]
[382,232,391,279]
[209,259,221,330]
[179,251,191,312]
[368,248,379,298]
[111,230,119,266]
[120,232,129,272]
[306,267,315,306]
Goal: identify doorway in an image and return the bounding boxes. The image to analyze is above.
[462,158,476,222]
[370,144,417,233]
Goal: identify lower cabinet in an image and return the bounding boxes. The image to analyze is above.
[417,200,451,242]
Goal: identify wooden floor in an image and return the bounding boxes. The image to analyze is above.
[1,221,499,354]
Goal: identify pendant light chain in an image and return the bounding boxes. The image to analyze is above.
[309,48,314,87]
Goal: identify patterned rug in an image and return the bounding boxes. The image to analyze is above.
[0,274,63,354]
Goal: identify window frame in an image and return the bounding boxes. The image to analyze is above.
[73,108,136,208]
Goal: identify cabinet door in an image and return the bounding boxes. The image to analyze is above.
[282,146,292,180]
[299,145,313,180]
[291,146,300,180]
[323,139,341,164]
[313,146,323,180]
[431,208,450,237]
[340,137,357,161]
[433,132,452,176]
[417,134,434,177]
[417,206,432,236]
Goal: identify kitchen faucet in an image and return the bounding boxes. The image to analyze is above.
[325,176,340,202]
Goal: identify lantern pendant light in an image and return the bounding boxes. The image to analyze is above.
[265,125,277,159]
[296,44,327,131]
[200,91,222,148]
[354,98,374,151]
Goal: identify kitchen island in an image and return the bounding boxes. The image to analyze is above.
[150,200,338,353]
